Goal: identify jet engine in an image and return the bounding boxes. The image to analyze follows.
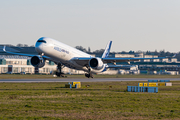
[89,58,104,70]
[30,56,45,68]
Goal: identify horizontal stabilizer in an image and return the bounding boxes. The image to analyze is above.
[107,65,137,68]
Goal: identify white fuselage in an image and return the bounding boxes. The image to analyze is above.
[35,37,106,73]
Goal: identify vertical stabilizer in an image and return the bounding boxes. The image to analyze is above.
[101,41,112,58]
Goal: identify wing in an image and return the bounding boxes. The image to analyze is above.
[71,57,91,66]
[3,46,50,60]
[72,56,168,67]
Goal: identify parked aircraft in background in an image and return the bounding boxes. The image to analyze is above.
[3,37,169,78]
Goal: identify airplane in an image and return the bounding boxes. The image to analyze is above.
[3,37,169,78]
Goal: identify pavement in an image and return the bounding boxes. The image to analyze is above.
[0,78,180,82]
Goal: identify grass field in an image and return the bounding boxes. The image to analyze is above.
[0,81,180,120]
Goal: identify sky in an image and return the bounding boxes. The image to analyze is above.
[0,0,180,53]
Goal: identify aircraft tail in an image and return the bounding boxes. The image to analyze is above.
[101,41,112,58]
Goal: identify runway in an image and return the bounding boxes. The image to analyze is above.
[0,78,180,82]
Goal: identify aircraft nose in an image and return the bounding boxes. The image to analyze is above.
[35,42,44,53]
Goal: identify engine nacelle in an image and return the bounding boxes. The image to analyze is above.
[30,56,45,68]
[89,58,104,70]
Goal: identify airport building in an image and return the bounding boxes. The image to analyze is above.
[0,45,180,75]
[0,56,56,74]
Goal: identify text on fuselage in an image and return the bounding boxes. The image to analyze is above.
[54,47,69,54]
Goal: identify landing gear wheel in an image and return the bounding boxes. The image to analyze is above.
[56,72,65,77]
[85,73,93,78]
[85,66,94,78]
[56,63,66,77]
[85,73,90,78]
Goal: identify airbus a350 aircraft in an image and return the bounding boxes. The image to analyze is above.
[3,37,168,78]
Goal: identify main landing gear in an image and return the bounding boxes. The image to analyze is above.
[85,66,93,78]
[56,63,65,77]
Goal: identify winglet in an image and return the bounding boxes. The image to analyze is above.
[3,46,6,52]
[173,53,177,58]
[101,41,112,58]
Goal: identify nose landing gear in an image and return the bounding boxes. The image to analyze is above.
[56,63,65,77]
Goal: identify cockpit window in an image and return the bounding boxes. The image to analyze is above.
[37,40,46,43]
